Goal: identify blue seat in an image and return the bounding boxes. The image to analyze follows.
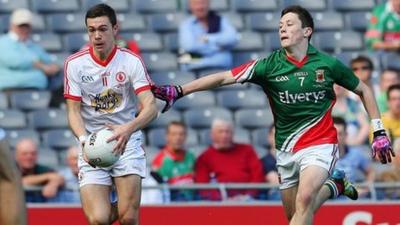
[32,33,62,52]
[247,12,280,31]
[135,0,178,13]
[234,108,273,129]
[149,13,185,33]
[332,0,375,11]
[50,52,70,67]
[183,107,233,129]
[345,11,372,31]
[253,145,267,158]
[31,0,79,13]
[174,91,216,110]
[151,71,196,85]
[47,13,86,33]
[120,33,163,52]
[180,0,230,12]
[28,108,68,130]
[82,0,129,12]
[41,128,76,150]
[216,89,268,110]
[37,147,60,169]
[63,33,88,53]
[144,145,160,163]
[334,51,381,70]
[251,128,269,147]
[312,12,344,31]
[381,53,400,71]
[147,109,182,128]
[233,51,267,66]
[117,14,146,32]
[315,31,364,53]
[164,33,179,52]
[233,0,277,12]
[142,52,178,72]
[31,14,46,32]
[147,128,166,148]
[0,109,26,129]
[0,92,8,109]
[199,128,251,145]
[9,90,51,111]
[5,129,40,149]
[233,32,264,51]
[188,145,207,157]
[0,0,28,13]
[264,32,281,51]
[221,12,244,31]
[283,0,327,11]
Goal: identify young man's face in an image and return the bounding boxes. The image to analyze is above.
[351,61,372,83]
[166,124,187,151]
[86,16,117,57]
[279,12,309,48]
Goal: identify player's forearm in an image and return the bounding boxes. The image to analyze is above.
[354,82,381,119]
[66,100,87,138]
[128,92,157,133]
[181,71,235,96]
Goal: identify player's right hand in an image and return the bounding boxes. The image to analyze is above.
[79,135,96,168]
[371,130,395,164]
[151,85,183,113]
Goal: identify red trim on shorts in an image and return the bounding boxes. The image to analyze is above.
[89,45,117,67]
[64,94,81,101]
[286,55,308,68]
[135,85,151,95]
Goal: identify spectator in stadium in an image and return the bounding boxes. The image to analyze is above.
[376,138,400,199]
[0,8,61,91]
[333,116,374,199]
[376,69,400,113]
[332,84,369,145]
[382,84,400,140]
[366,0,400,52]
[0,128,27,225]
[178,0,238,72]
[15,138,64,203]
[152,121,196,201]
[152,5,394,225]
[350,55,377,94]
[260,125,281,200]
[194,118,264,201]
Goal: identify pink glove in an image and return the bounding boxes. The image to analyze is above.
[151,85,183,113]
[371,130,395,164]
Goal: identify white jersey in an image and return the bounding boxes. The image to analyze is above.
[64,46,151,155]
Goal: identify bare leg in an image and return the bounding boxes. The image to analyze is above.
[0,140,27,225]
[280,185,298,222]
[80,184,113,225]
[114,174,142,225]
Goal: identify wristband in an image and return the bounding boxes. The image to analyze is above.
[78,135,87,143]
[371,119,384,132]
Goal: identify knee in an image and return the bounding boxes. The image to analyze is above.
[86,214,111,225]
[296,191,314,209]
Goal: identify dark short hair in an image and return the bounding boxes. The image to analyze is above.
[350,55,374,70]
[387,84,400,99]
[167,121,187,133]
[281,5,314,40]
[85,3,117,26]
[333,116,346,130]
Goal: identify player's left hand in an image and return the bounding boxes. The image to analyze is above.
[371,130,395,164]
[105,123,131,155]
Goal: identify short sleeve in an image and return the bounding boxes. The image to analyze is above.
[130,56,152,95]
[230,58,268,84]
[63,60,81,101]
[332,59,360,91]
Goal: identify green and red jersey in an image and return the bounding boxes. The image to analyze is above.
[231,45,359,152]
[366,2,400,50]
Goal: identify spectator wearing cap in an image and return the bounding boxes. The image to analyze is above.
[0,8,60,91]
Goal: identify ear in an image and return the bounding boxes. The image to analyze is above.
[303,27,313,38]
[113,23,119,36]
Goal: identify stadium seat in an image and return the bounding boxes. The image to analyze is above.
[163,33,179,52]
[144,145,160,163]
[345,11,372,31]
[5,129,40,149]
[0,0,28,13]
[31,14,46,32]
[63,33,88,53]
[216,89,268,110]
[253,145,267,158]
[135,0,178,13]
[117,13,146,32]
[233,32,264,51]
[283,0,327,11]
[47,13,86,33]
[50,52,70,67]
[334,51,381,70]
[31,0,79,13]
[41,129,77,150]
[233,0,278,12]
[183,107,233,129]
[9,90,51,111]
[221,12,244,31]
[247,12,280,32]
[151,70,196,85]
[0,109,26,129]
[315,31,364,53]
[264,32,282,51]
[381,53,400,71]
[0,15,7,33]
[180,0,230,12]
[149,13,185,33]
[141,52,178,72]
[188,145,207,157]
[0,92,8,109]
[120,33,163,52]
[251,128,269,147]
[147,128,166,147]
[37,147,60,169]
[174,91,216,110]
[147,109,182,128]
[332,0,375,11]
[82,0,130,12]
[198,127,251,145]
[312,12,344,31]
[234,108,274,129]
[233,51,268,66]
[28,108,68,130]
[31,33,63,52]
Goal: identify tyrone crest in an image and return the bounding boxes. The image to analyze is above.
[315,69,325,83]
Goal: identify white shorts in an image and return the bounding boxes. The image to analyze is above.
[276,144,338,190]
[78,142,147,188]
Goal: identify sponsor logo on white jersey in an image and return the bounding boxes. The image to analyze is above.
[89,89,122,113]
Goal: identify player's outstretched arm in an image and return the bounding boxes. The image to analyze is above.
[152,70,236,112]
[353,81,395,164]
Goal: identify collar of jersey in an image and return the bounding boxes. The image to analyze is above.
[284,44,317,68]
[89,45,118,67]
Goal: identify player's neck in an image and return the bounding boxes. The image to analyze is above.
[284,41,308,62]
[93,45,115,61]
